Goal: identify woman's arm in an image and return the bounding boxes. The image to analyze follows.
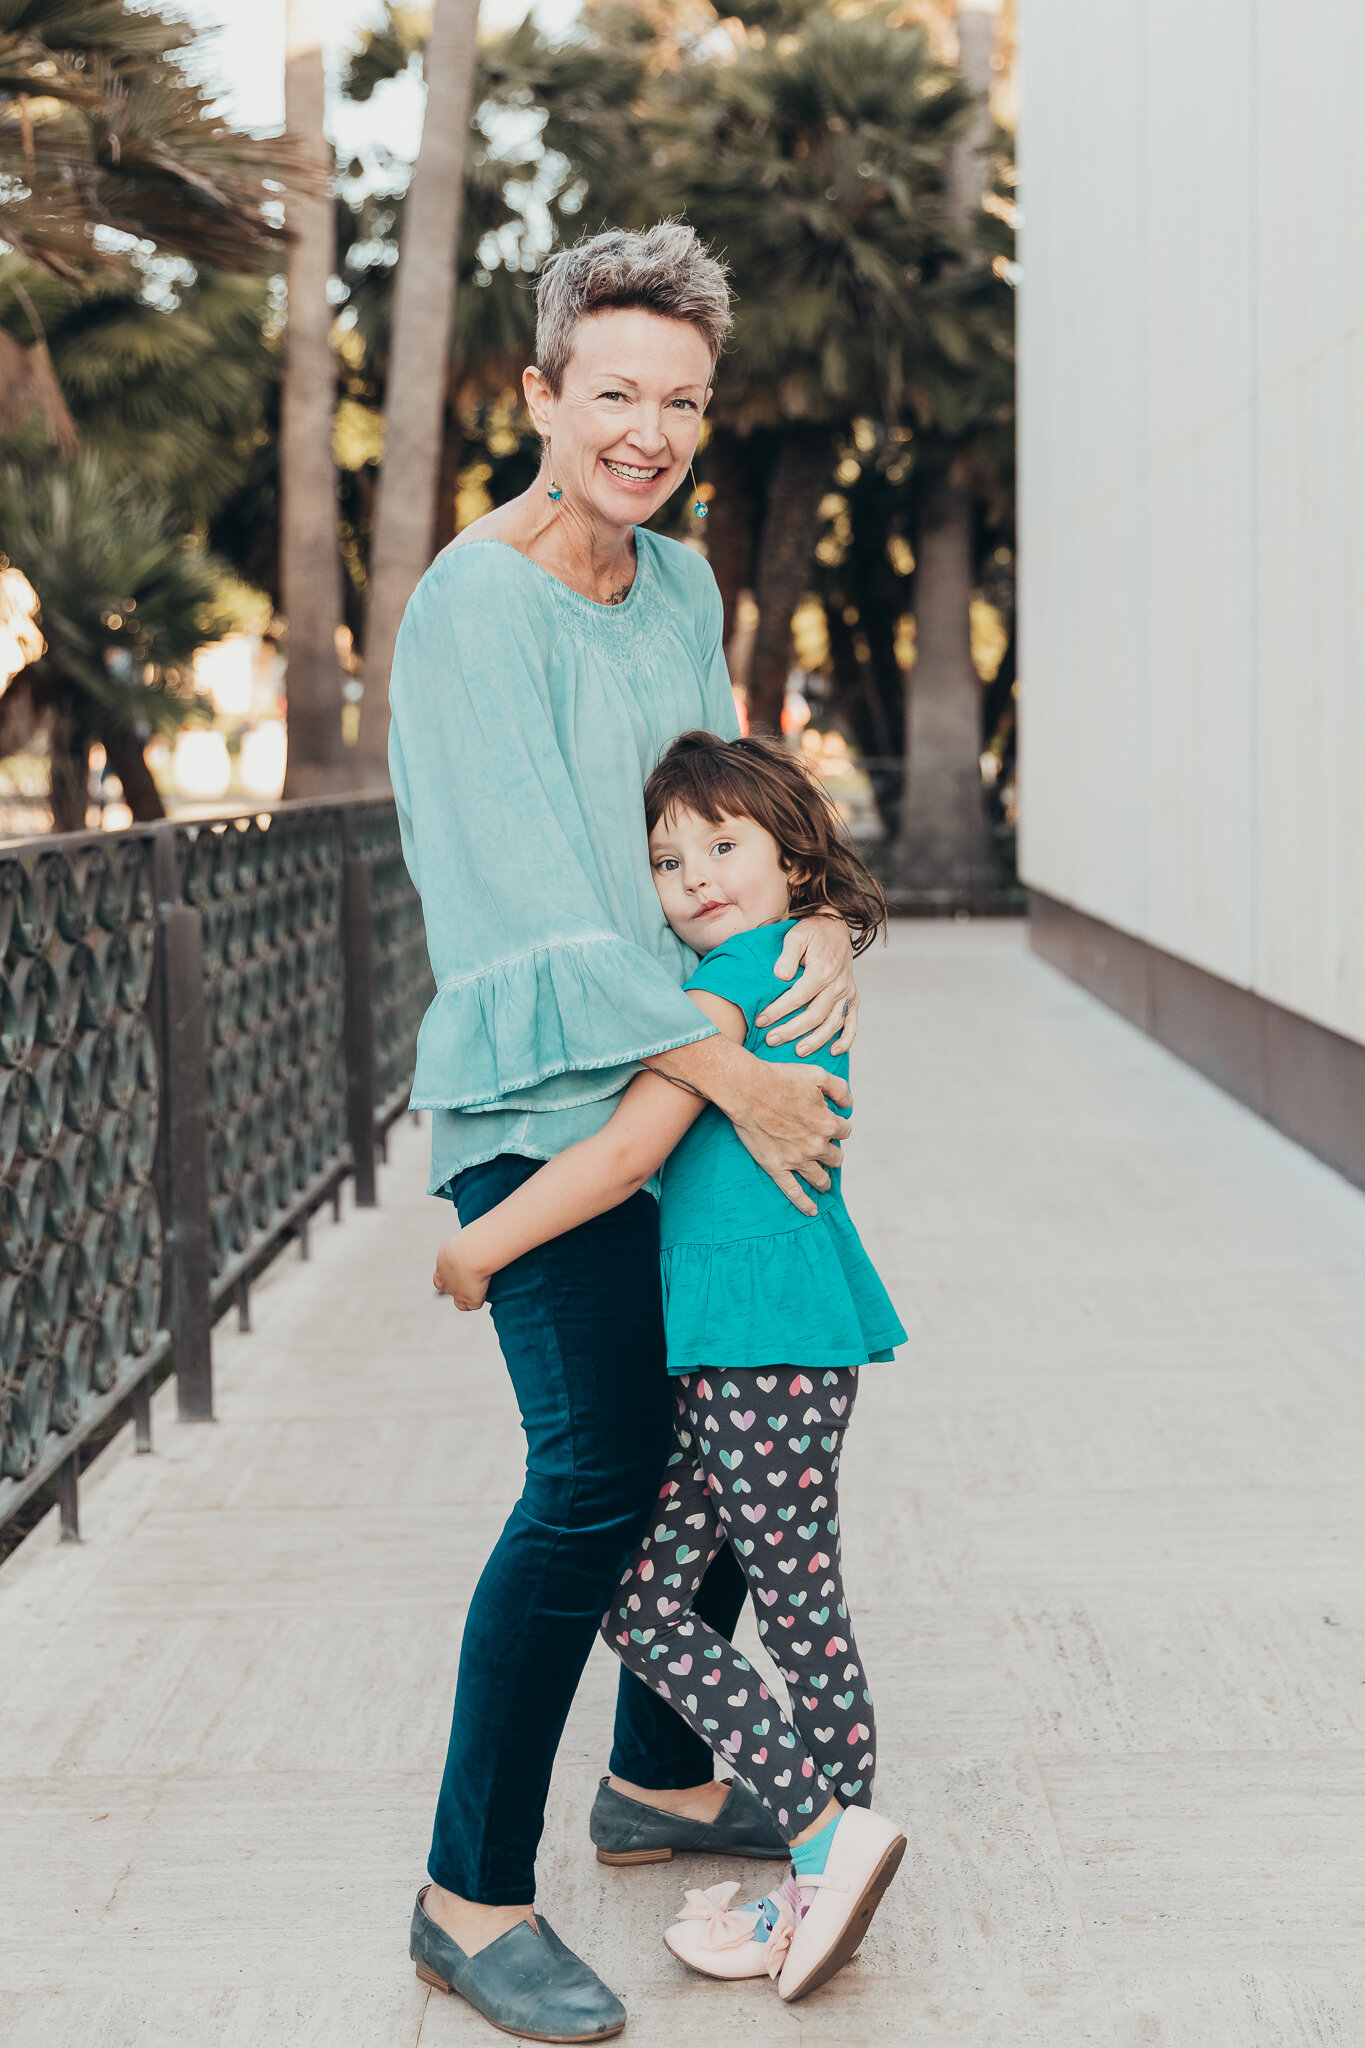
[434,990,744,1311]
[642,1032,851,1213]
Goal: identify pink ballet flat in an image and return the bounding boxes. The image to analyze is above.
[776,1807,906,2003]
[662,1877,803,1981]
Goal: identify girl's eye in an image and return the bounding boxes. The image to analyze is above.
[711,840,736,857]
[653,856,679,872]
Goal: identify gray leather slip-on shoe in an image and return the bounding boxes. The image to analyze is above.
[590,1774,787,1866]
[410,1889,625,2042]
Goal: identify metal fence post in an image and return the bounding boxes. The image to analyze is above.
[341,814,378,1208]
[152,830,214,1422]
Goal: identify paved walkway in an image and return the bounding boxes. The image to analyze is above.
[3,923,1365,2048]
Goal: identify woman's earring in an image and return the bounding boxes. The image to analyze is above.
[689,464,708,519]
[546,444,563,502]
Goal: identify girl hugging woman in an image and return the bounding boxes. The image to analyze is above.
[436,729,907,2007]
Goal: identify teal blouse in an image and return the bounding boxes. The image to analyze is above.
[387,529,740,1196]
[659,921,906,1375]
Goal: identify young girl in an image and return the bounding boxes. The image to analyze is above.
[434,730,907,2004]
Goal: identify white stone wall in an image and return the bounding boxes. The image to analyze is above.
[1018,0,1365,1044]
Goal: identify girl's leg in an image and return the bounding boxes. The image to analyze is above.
[608,1543,748,1794]
[689,1366,875,1810]
[605,1385,836,1839]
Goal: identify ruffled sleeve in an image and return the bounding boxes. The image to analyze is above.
[388,546,718,1112]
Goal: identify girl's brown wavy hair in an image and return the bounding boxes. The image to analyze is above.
[644,730,887,956]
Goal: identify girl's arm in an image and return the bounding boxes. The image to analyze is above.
[434,989,746,1311]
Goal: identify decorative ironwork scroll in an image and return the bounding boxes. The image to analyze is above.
[181,811,348,1284]
[0,837,164,1485]
[0,796,434,1540]
[362,804,434,1122]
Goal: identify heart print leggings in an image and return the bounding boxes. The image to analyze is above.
[603,1365,875,1840]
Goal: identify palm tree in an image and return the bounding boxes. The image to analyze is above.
[636,3,970,729]
[3,261,276,519]
[0,0,293,813]
[279,0,348,796]
[892,0,1008,899]
[0,456,226,829]
[353,0,483,791]
[0,0,292,281]
[333,5,572,614]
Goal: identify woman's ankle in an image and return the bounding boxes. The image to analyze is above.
[607,1774,729,1823]
[424,1884,535,1956]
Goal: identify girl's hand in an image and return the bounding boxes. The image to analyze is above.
[756,914,859,1056]
[433,1231,490,1311]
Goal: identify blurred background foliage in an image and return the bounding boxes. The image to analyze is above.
[1,0,1015,857]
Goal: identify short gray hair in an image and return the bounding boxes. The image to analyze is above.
[534,222,732,394]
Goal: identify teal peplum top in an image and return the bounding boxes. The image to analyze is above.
[387,530,740,1195]
[659,920,906,1377]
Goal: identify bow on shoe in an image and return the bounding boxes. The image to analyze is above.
[761,1877,804,1979]
[675,1881,760,1951]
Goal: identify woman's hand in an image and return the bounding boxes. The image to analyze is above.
[756,914,859,1056]
[726,1060,853,1218]
[433,1231,491,1312]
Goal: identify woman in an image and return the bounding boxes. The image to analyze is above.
[390,223,861,2042]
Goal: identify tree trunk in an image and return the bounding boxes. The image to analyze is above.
[947,1,999,236]
[280,0,348,798]
[104,731,165,821]
[850,509,911,836]
[430,389,465,558]
[354,0,482,791]
[893,474,994,895]
[826,597,903,839]
[0,670,40,761]
[893,0,999,897]
[46,693,88,834]
[701,425,761,659]
[747,425,834,733]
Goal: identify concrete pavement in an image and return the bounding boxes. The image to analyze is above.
[2,922,1364,2046]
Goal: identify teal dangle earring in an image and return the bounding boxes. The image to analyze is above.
[546,442,563,501]
[690,463,708,519]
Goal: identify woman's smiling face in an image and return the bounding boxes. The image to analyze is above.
[649,804,797,955]
[523,307,713,528]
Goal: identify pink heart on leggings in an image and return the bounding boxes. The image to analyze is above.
[657,1598,680,1616]
[757,1588,778,1605]
[668,1654,692,1674]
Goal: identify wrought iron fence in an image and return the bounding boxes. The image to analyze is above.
[0,797,432,1540]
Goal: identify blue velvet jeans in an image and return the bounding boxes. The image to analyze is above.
[428,1153,748,1904]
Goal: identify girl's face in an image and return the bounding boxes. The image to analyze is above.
[649,804,796,954]
[523,308,712,531]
